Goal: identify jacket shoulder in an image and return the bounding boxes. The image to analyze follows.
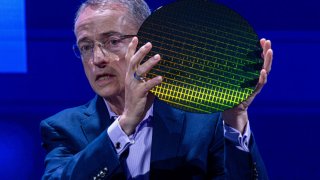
[40,98,95,128]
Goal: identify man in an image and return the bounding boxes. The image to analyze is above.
[41,0,273,179]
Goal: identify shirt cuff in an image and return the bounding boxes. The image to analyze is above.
[107,116,134,155]
[223,121,251,152]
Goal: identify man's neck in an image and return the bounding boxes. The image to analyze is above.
[104,95,125,115]
[104,93,155,116]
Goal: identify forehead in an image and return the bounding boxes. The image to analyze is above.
[75,5,137,42]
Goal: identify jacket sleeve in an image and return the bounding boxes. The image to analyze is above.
[208,114,268,180]
[40,120,124,180]
[225,133,269,180]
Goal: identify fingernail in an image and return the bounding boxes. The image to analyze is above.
[154,54,160,60]
[131,37,137,43]
[145,42,151,48]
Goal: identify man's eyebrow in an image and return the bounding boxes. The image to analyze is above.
[100,31,121,37]
[77,37,91,44]
[77,31,121,44]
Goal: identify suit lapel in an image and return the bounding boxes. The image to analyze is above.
[151,98,185,164]
[80,96,186,165]
[80,96,113,143]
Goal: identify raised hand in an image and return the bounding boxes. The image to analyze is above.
[222,38,273,133]
[119,37,162,135]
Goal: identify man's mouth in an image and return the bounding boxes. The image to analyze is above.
[95,73,116,86]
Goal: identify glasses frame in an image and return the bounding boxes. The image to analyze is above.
[73,34,136,60]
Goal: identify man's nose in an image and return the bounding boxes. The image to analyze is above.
[92,44,112,66]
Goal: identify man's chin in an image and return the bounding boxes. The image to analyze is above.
[96,89,123,99]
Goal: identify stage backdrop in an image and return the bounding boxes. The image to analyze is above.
[0,0,319,179]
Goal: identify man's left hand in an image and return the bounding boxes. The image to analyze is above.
[222,38,273,133]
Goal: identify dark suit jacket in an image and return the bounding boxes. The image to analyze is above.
[40,96,268,179]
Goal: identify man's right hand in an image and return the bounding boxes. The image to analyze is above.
[119,37,162,135]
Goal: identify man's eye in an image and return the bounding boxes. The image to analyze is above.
[110,39,120,45]
[80,45,92,53]
[108,37,122,46]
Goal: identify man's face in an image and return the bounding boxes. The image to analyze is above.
[75,5,138,99]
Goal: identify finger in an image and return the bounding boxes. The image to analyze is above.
[254,69,268,95]
[244,69,268,107]
[263,40,271,57]
[260,38,266,58]
[143,76,163,92]
[263,49,273,74]
[126,37,138,60]
[126,37,139,72]
[131,42,152,71]
[136,54,161,76]
[260,38,266,48]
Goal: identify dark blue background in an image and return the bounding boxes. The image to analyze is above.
[1,0,319,179]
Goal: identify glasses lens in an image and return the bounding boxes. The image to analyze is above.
[72,44,82,59]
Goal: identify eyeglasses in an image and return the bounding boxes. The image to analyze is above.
[73,34,136,60]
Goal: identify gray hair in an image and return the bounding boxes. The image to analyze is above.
[75,0,151,28]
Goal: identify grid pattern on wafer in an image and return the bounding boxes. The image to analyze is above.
[137,0,262,113]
